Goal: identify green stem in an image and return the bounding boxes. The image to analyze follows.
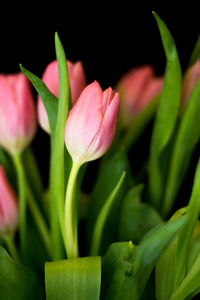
[64,162,81,258]
[50,139,64,260]
[26,185,52,259]
[12,153,52,260]
[5,236,21,263]
[11,153,27,260]
[23,147,48,218]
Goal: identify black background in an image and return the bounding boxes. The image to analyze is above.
[0,3,200,190]
[1,3,199,83]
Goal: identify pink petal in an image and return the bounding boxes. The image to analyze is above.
[65,81,103,162]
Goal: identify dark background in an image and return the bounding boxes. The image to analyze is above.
[1,3,199,83]
[0,3,200,189]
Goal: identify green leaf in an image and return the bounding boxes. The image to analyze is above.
[51,32,70,218]
[187,222,200,272]
[102,217,186,300]
[90,171,126,256]
[0,246,44,300]
[49,33,71,259]
[163,78,200,216]
[155,211,200,300]
[155,209,187,300]
[133,215,187,293]
[20,64,58,136]
[148,12,182,210]
[155,235,178,300]
[119,185,162,244]
[87,149,133,254]
[175,158,200,287]
[45,256,101,300]
[101,242,139,300]
[189,34,200,66]
[170,253,200,300]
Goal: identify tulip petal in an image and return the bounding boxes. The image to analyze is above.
[65,81,103,162]
[139,77,163,111]
[121,65,154,112]
[0,73,36,153]
[86,92,120,162]
[0,166,18,237]
[70,61,87,104]
[181,60,200,111]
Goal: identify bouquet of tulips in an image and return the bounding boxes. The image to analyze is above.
[1,12,200,300]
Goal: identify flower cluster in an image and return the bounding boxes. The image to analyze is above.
[1,16,200,300]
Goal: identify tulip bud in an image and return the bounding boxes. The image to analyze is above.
[117,65,163,127]
[65,81,120,164]
[37,60,86,133]
[0,73,37,154]
[181,60,200,113]
[0,166,18,239]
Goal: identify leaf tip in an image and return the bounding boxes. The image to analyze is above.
[128,241,134,251]
[19,64,24,73]
[152,11,160,22]
[55,31,61,45]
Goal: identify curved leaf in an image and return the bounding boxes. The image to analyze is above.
[170,253,200,300]
[148,12,182,210]
[87,149,132,254]
[134,215,187,293]
[0,246,44,300]
[175,158,200,287]
[119,185,162,243]
[102,242,138,300]
[90,172,126,256]
[163,77,200,216]
[49,33,71,259]
[20,64,58,135]
[45,256,101,300]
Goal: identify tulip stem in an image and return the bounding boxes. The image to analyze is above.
[11,153,27,262]
[12,153,52,261]
[64,162,81,258]
[5,235,21,264]
[26,184,52,259]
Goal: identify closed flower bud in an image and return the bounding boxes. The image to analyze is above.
[0,73,37,154]
[0,166,18,239]
[37,60,86,133]
[65,81,120,164]
[181,60,200,113]
[117,65,163,127]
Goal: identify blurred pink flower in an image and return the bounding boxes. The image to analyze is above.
[0,166,18,239]
[181,59,200,113]
[65,81,120,164]
[37,60,86,133]
[0,73,37,154]
[118,65,163,126]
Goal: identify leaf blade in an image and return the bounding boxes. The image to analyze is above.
[163,78,200,216]
[0,246,44,300]
[90,171,126,256]
[148,12,182,210]
[20,64,58,135]
[45,256,101,300]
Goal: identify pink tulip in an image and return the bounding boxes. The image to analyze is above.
[65,81,120,164]
[181,60,200,112]
[118,65,163,126]
[0,166,18,239]
[37,60,86,133]
[0,73,37,154]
